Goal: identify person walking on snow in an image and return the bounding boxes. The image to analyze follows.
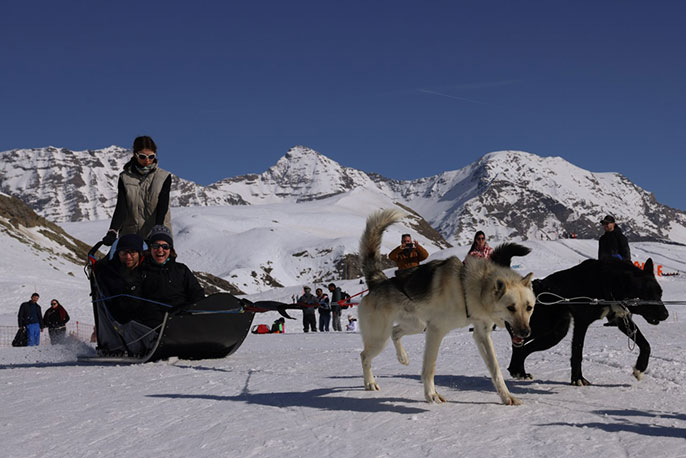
[43,299,70,344]
[18,293,44,346]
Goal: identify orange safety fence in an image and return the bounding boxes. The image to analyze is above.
[0,321,96,347]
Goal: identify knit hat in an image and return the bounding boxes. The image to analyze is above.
[600,215,616,224]
[147,225,173,247]
[117,234,145,253]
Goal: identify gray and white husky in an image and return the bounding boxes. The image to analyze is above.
[358,209,535,405]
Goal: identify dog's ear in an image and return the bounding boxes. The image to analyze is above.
[521,272,534,287]
[643,259,654,276]
[494,279,506,299]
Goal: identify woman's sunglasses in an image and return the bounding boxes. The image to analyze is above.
[136,153,156,160]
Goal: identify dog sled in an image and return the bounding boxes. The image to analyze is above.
[82,242,295,364]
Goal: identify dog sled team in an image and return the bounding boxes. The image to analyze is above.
[356,209,668,405]
[20,134,667,403]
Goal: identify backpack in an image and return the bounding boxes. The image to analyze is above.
[339,291,351,309]
[12,327,28,347]
[251,324,270,334]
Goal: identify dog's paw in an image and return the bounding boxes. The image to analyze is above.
[396,348,410,366]
[571,377,591,386]
[365,382,380,391]
[633,367,644,381]
[425,392,446,403]
[502,395,522,406]
[511,372,533,381]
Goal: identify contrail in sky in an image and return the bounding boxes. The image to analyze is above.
[418,89,491,106]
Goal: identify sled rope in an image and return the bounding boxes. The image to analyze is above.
[337,289,368,307]
[534,292,686,307]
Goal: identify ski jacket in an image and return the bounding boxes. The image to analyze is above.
[94,257,144,323]
[388,244,429,270]
[317,294,331,312]
[465,244,493,261]
[297,293,318,316]
[329,287,342,312]
[140,257,205,308]
[109,159,172,239]
[43,305,70,329]
[18,301,43,328]
[598,225,631,262]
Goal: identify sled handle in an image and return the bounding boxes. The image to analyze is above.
[88,241,104,265]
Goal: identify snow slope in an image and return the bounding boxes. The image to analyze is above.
[1,318,685,457]
[2,202,686,457]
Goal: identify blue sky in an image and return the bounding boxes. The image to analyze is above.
[2,1,684,210]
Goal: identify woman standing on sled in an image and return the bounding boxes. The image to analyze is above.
[101,136,172,246]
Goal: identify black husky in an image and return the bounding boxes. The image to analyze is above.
[505,258,669,386]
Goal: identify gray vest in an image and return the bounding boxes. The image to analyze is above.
[119,164,172,238]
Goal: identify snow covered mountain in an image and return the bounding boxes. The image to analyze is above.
[0,146,246,223]
[2,145,685,245]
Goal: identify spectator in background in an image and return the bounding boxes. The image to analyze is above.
[297,286,318,333]
[465,231,493,261]
[316,288,331,332]
[388,233,428,270]
[346,315,358,332]
[598,215,631,262]
[328,283,343,332]
[43,299,70,344]
[18,293,44,346]
[101,136,172,246]
[270,317,285,334]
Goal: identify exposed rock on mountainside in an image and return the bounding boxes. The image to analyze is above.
[0,193,90,265]
[2,145,685,245]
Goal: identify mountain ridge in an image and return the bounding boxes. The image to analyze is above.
[2,145,685,245]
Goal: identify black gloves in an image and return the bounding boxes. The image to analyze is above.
[102,230,117,246]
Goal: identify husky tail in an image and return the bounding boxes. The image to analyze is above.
[359,209,404,290]
[490,243,531,268]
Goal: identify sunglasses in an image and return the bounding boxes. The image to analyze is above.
[51,302,57,306]
[151,243,171,251]
[476,236,485,240]
[119,249,139,256]
[136,153,156,160]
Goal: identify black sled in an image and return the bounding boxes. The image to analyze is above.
[81,241,294,364]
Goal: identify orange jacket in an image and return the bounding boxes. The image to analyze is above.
[388,244,429,270]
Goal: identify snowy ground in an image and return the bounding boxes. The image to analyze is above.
[2,319,685,458]
[2,203,686,457]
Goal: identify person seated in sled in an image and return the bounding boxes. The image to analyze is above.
[139,225,205,327]
[388,233,428,270]
[95,233,146,323]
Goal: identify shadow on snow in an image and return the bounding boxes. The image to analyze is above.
[147,387,430,414]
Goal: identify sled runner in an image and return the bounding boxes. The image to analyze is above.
[82,242,295,363]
